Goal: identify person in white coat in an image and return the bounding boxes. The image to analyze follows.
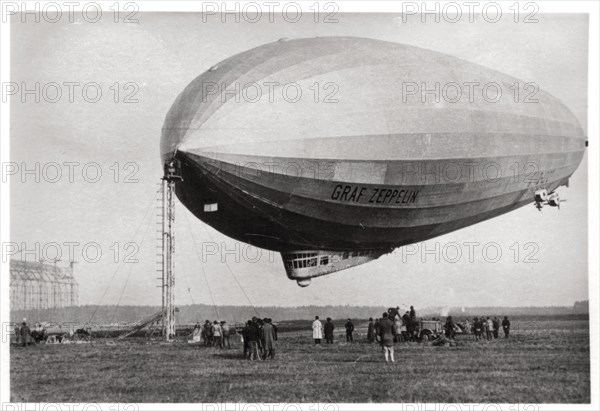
[312,316,323,344]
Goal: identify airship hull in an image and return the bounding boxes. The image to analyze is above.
[174,144,582,252]
[161,36,586,284]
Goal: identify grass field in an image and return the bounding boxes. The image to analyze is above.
[10,319,590,403]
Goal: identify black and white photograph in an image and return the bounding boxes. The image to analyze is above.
[0,1,598,408]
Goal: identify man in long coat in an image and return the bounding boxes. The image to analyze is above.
[262,319,276,359]
[492,317,500,339]
[378,313,396,362]
[324,318,335,344]
[367,318,375,343]
[20,320,31,347]
[312,316,323,344]
[403,311,413,341]
[247,319,262,360]
[241,321,251,358]
[502,316,511,338]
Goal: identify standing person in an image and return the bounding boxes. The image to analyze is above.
[502,316,511,338]
[492,317,500,339]
[262,319,276,359]
[20,320,31,347]
[241,321,251,358]
[391,309,402,342]
[255,318,264,357]
[14,323,21,345]
[212,321,223,349]
[403,311,414,342]
[312,316,323,345]
[247,319,261,360]
[221,321,231,348]
[207,320,215,346]
[324,318,335,344]
[367,318,375,343]
[409,306,416,321]
[481,317,488,340]
[344,319,354,342]
[374,318,382,345]
[444,316,456,339]
[270,319,278,341]
[378,313,396,362]
[473,317,479,340]
[486,317,493,340]
[202,320,210,346]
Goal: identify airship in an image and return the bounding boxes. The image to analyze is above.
[160,36,586,287]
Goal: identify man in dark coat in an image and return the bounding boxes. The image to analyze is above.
[324,318,335,344]
[247,319,262,360]
[367,318,375,343]
[203,320,213,346]
[344,319,354,342]
[241,321,251,358]
[378,313,396,362]
[20,321,31,347]
[502,316,511,338]
[444,316,456,339]
[492,317,500,339]
[403,311,414,341]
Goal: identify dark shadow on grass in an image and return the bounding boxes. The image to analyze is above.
[211,351,248,360]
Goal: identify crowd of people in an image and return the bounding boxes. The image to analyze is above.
[14,319,47,346]
[190,320,233,348]
[311,307,512,362]
[190,317,279,360]
[15,307,513,364]
[240,317,278,360]
[469,316,511,340]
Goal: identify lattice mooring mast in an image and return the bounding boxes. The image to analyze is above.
[161,159,182,341]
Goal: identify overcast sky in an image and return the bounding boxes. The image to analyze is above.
[9,13,589,310]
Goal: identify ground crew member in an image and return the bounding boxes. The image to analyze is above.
[247,319,261,360]
[324,318,335,344]
[204,320,213,346]
[486,317,493,340]
[378,313,396,362]
[367,318,375,343]
[403,311,414,341]
[20,320,31,347]
[312,316,323,344]
[345,319,354,342]
[492,317,500,339]
[221,321,230,348]
[262,319,276,359]
[242,321,251,358]
[502,316,511,338]
[212,321,222,349]
[444,316,456,339]
[270,319,278,341]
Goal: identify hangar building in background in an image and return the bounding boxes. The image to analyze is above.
[10,260,78,310]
